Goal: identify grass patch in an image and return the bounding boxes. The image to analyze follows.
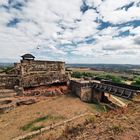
[85,115,96,125]
[31,125,44,131]
[21,123,34,131]
[109,124,124,135]
[89,103,109,112]
[21,115,65,131]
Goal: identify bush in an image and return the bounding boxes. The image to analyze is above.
[71,72,83,78]
[71,72,123,84]
[131,77,140,87]
[2,66,13,73]
[85,115,96,125]
[71,71,96,78]
[98,74,123,83]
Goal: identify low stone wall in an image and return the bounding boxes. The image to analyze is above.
[0,75,19,89]
[80,88,92,102]
[70,80,106,103]
[70,80,94,102]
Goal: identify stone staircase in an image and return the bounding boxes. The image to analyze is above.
[0,83,6,89]
[0,89,17,98]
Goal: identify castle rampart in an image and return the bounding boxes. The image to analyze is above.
[0,54,68,89]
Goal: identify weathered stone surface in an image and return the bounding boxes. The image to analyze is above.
[0,104,14,114]
[80,88,92,102]
[0,97,37,114]
[0,58,68,90]
[0,89,17,98]
[24,86,68,96]
[0,99,12,105]
[20,60,65,75]
[14,86,24,95]
[21,72,68,88]
[0,75,19,89]
[16,99,37,106]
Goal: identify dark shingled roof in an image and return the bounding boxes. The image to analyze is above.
[21,54,35,59]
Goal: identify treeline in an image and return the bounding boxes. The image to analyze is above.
[71,71,140,86]
[0,66,13,73]
[71,72,123,83]
[131,77,140,87]
[71,72,95,78]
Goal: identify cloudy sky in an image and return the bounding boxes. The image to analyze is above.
[0,0,140,64]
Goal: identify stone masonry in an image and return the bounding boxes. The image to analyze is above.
[0,54,68,89]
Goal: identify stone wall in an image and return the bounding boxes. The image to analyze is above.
[21,72,68,88]
[20,60,65,76]
[69,80,81,97]
[0,75,19,89]
[80,88,92,102]
[0,59,67,89]
[19,60,67,88]
[70,80,104,103]
[92,89,103,103]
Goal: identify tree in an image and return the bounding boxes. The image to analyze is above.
[131,77,140,87]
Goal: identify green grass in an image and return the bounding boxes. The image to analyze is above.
[31,125,45,131]
[21,123,34,131]
[21,115,65,131]
[109,124,124,135]
[89,103,109,113]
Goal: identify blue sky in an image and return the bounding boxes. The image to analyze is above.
[0,0,140,64]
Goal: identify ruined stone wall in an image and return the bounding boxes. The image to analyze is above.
[70,80,103,103]
[18,60,67,88]
[69,80,82,97]
[0,75,19,89]
[92,89,103,103]
[21,72,68,88]
[80,87,92,102]
[20,60,65,76]
[0,59,67,89]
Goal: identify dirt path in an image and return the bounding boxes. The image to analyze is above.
[0,95,94,140]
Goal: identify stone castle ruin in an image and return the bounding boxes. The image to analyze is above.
[0,54,68,91]
[0,54,139,104]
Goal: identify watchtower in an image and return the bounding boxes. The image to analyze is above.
[21,54,35,60]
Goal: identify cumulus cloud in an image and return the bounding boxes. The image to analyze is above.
[133,35,140,45]
[0,0,140,64]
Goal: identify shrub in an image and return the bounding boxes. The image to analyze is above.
[98,74,123,83]
[131,77,140,87]
[109,124,124,135]
[71,72,83,78]
[85,115,96,125]
[2,66,13,73]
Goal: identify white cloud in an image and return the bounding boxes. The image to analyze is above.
[131,26,140,35]
[0,0,140,64]
[98,0,140,24]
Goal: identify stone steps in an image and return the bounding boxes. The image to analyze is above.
[0,89,17,98]
[0,83,5,89]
